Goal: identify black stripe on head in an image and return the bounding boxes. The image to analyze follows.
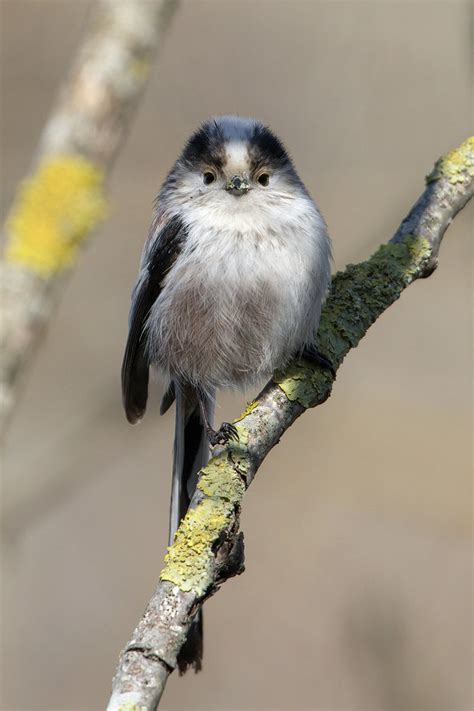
[180,120,225,171]
[249,124,293,173]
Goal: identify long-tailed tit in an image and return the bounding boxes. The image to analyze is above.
[121,116,332,671]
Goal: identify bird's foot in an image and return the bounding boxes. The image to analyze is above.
[206,422,239,447]
[302,346,336,378]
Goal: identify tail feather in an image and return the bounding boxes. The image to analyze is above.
[169,382,214,672]
[177,611,203,674]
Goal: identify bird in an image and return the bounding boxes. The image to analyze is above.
[121,115,332,672]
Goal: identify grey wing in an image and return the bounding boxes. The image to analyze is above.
[121,214,185,424]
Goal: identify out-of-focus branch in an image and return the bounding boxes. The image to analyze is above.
[0,0,178,433]
[107,137,474,710]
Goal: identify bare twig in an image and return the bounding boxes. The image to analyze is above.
[108,137,474,710]
[0,0,178,433]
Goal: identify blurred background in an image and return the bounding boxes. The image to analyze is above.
[1,1,472,709]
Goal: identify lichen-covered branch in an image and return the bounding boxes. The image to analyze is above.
[0,0,178,432]
[108,137,473,710]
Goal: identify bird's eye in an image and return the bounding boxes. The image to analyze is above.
[203,171,216,185]
[257,172,270,187]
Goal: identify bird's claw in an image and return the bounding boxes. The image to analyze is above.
[207,422,239,447]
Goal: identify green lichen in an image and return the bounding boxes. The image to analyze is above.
[426,136,474,185]
[116,704,146,711]
[275,234,431,408]
[319,234,431,362]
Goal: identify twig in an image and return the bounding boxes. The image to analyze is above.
[0,0,178,433]
[107,137,473,710]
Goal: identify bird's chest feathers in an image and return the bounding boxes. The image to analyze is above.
[157,196,320,344]
[152,199,323,386]
[178,199,312,284]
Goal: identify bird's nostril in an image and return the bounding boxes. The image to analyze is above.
[233,177,242,189]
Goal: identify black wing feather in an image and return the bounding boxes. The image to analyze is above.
[121,215,185,423]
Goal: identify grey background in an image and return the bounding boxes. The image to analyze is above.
[1,1,472,709]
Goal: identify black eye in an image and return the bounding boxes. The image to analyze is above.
[203,171,215,185]
[257,172,270,186]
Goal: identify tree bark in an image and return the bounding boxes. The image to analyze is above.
[0,0,178,433]
[108,137,474,710]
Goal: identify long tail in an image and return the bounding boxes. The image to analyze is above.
[169,381,215,673]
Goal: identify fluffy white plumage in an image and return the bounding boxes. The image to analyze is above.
[122,116,332,671]
[146,115,332,392]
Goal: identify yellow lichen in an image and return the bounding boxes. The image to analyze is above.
[160,498,231,595]
[426,136,474,185]
[162,452,247,594]
[274,361,330,408]
[198,454,245,503]
[233,400,258,422]
[5,154,107,277]
[228,445,251,478]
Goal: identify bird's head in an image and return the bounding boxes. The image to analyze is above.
[160,116,304,216]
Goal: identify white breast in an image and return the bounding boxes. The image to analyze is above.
[146,190,331,392]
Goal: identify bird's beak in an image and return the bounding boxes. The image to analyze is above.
[225,175,251,195]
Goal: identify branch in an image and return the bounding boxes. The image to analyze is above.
[108,137,473,709]
[0,0,178,433]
